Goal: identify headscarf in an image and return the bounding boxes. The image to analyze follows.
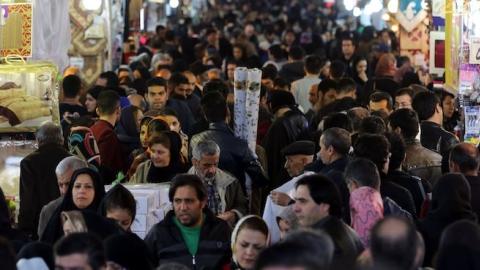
[68,126,101,168]
[105,233,154,270]
[350,186,384,247]
[426,173,476,223]
[119,105,141,138]
[146,131,185,183]
[276,205,299,232]
[16,242,54,270]
[231,215,269,269]
[61,210,88,234]
[41,168,106,243]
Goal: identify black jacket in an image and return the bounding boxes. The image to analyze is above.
[18,143,70,239]
[278,61,305,84]
[465,175,480,220]
[380,173,417,218]
[320,157,351,223]
[312,216,364,269]
[144,209,232,269]
[387,170,431,216]
[190,122,268,190]
[420,121,459,173]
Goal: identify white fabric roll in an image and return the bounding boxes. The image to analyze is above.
[234,67,248,139]
[245,68,262,152]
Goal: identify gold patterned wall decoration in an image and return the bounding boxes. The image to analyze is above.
[0,3,32,57]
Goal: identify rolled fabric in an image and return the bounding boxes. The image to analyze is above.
[245,68,262,152]
[234,67,248,139]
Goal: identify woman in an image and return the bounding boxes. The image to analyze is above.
[225,215,269,270]
[418,173,477,266]
[100,184,136,231]
[41,168,106,243]
[130,131,186,183]
[155,112,189,163]
[441,91,459,133]
[353,56,369,90]
[84,86,104,118]
[350,186,384,247]
[116,105,144,159]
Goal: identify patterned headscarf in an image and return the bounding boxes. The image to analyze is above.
[68,126,101,168]
[350,186,384,247]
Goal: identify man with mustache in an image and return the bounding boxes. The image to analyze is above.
[189,139,248,225]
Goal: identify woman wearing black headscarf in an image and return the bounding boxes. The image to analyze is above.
[130,131,187,183]
[0,187,29,252]
[40,168,106,244]
[417,173,477,266]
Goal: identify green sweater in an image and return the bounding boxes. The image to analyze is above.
[173,216,202,255]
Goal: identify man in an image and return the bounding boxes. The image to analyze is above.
[146,77,195,134]
[389,108,442,184]
[394,87,414,110]
[38,156,88,238]
[305,79,337,122]
[353,134,416,217]
[54,233,106,270]
[90,90,127,179]
[278,46,306,83]
[19,122,71,239]
[412,91,458,172]
[263,140,315,243]
[59,75,87,120]
[293,174,363,269]
[168,73,201,120]
[338,35,357,77]
[145,174,231,268]
[255,230,334,270]
[190,92,267,191]
[263,91,309,188]
[291,55,322,112]
[189,140,247,224]
[369,91,393,114]
[318,127,352,221]
[370,217,418,270]
[449,143,480,218]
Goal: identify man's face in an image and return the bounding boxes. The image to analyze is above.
[183,72,196,95]
[173,186,206,227]
[146,86,168,110]
[55,253,93,270]
[193,153,220,181]
[293,185,329,227]
[341,40,355,58]
[284,155,306,177]
[395,94,412,110]
[227,63,237,81]
[318,136,333,165]
[57,168,74,196]
[321,89,337,106]
[308,85,319,106]
[95,77,107,87]
[174,83,190,99]
[369,99,391,113]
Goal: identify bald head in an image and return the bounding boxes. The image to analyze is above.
[449,143,480,176]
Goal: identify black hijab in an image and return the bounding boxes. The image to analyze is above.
[41,168,106,243]
[147,131,186,183]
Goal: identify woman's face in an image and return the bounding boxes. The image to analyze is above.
[107,208,133,231]
[135,110,144,131]
[233,47,243,60]
[356,60,368,74]
[234,228,267,270]
[85,94,97,113]
[442,95,455,118]
[164,115,181,133]
[72,174,95,209]
[140,123,149,148]
[150,143,171,167]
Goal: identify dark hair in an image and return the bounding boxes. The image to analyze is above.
[321,127,351,156]
[54,233,106,270]
[146,77,168,92]
[370,92,393,111]
[17,242,54,270]
[359,115,386,134]
[354,134,390,172]
[96,90,120,115]
[255,230,334,270]
[203,79,229,97]
[330,60,346,79]
[336,77,356,95]
[412,91,440,121]
[341,34,356,45]
[273,77,290,90]
[296,175,343,218]
[395,87,414,100]
[168,73,189,89]
[63,75,82,98]
[201,91,227,123]
[148,133,171,149]
[347,107,370,132]
[344,158,381,189]
[288,46,305,60]
[304,55,322,74]
[318,79,337,94]
[168,174,207,202]
[268,44,285,60]
[262,65,278,80]
[388,108,419,139]
[100,184,136,220]
[87,85,105,100]
[385,132,406,172]
[323,112,353,132]
[370,216,417,270]
[99,71,119,88]
[450,143,480,173]
[0,237,15,270]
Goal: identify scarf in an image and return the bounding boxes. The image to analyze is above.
[350,186,384,247]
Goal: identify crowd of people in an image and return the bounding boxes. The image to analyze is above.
[0,1,478,270]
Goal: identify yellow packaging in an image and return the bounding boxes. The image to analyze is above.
[0,60,60,132]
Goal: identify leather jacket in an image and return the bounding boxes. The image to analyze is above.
[403,138,442,185]
[190,122,268,189]
[420,121,458,155]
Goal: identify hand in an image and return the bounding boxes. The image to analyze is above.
[270,191,292,206]
[218,211,236,223]
[358,72,368,82]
